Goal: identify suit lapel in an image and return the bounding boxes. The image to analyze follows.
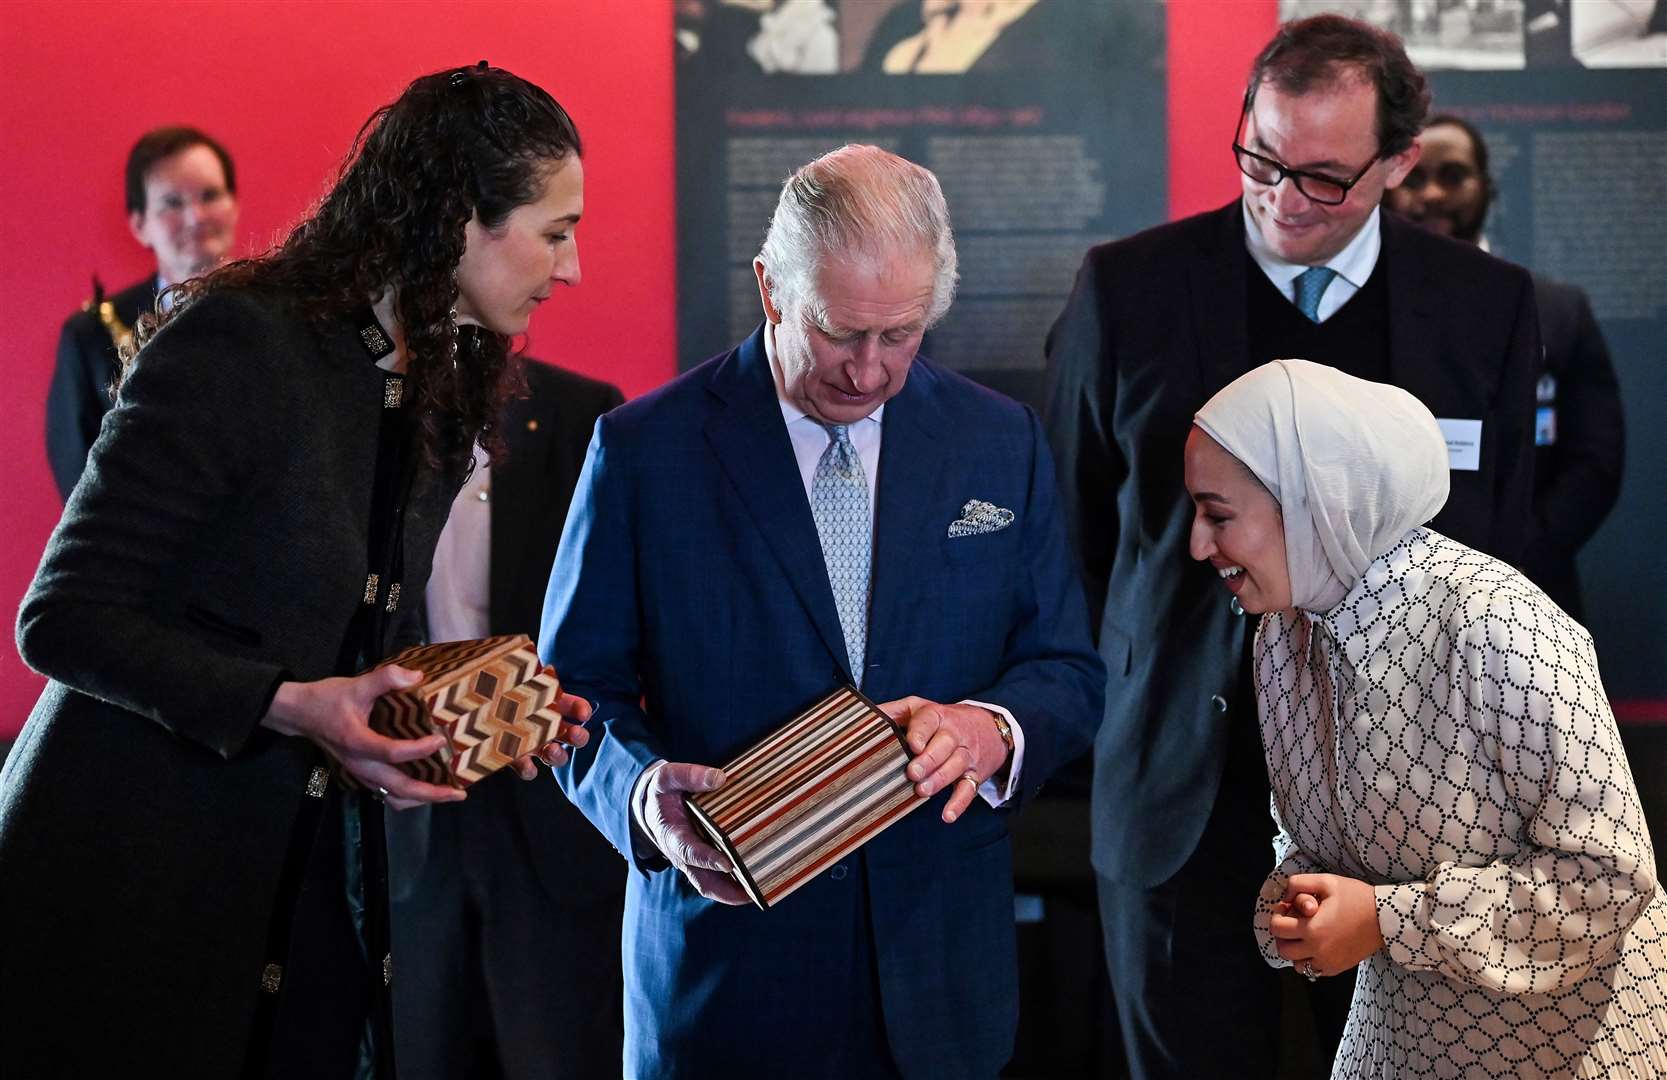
[702,329,851,676]
[487,395,545,633]
[1192,202,1253,394]
[1382,213,1447,403]
[865,365,950,679]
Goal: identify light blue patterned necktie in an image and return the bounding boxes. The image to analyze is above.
[1294,266,1338,323]
[811,423,871,684]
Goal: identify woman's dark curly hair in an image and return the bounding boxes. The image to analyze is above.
[126,62,582,476]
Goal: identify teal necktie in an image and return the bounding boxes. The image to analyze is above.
[811,423,871,684]
[1294,266,1338,323]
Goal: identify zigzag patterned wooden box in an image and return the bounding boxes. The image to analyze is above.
[685,686,926,909]
[369,634,562,788]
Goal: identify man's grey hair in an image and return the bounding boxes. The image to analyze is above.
[756,144,958,328]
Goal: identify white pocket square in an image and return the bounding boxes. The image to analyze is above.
[947,499,1014,538]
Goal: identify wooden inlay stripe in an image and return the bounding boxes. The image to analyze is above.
[686,686,925,908]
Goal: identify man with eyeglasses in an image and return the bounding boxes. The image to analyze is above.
[1386,114,1623,625]
[46,126,240,501]
[1044,15,1538,1080]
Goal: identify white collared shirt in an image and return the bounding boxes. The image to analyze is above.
[425,442,493,644]
[766,323,885,510]
[1243,203,1383,323]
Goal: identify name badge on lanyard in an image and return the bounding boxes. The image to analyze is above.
[1535,374,1558,446]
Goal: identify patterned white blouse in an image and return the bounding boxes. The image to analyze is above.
[1252,528,1667,1078]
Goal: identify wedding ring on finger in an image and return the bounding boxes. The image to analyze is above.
[959,769,979,789]
[375,786,389,802]
[1301,960,1318,982]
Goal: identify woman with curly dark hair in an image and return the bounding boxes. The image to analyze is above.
[2,63,593,1078]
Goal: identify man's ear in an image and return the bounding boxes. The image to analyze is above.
[753,258,783,325]
[1382,139,1421,190]
[128,209,150,248]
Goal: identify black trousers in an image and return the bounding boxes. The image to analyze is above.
[388,779,626,1080]
[1097,700,1353,1079]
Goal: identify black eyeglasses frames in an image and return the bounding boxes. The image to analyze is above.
[1231,92,1382,206]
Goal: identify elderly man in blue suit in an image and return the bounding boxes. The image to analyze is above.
[541,144,1103,1079]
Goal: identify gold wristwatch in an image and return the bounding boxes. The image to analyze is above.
[988,708,1014,768]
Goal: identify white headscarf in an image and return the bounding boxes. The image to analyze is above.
[1194,359,1450,613]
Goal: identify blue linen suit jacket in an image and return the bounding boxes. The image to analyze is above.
[542,326,1103,1079]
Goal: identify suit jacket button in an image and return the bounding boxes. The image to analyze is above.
[829,864,849,881]
[1229,596,1244,617]
[1210,694,1228,715]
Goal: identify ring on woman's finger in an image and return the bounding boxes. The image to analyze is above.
[1300,960,1318,982]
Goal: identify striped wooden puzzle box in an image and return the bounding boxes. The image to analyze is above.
[685,686,925,909]
[368,634,563,788]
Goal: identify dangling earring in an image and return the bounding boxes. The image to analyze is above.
[447,269,461,369]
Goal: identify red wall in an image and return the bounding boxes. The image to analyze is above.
[1169,0,1278,218]
[0,1,1267,736]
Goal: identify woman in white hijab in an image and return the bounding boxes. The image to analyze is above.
[1184,359,1667,1079]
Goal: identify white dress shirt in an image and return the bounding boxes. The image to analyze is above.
[1243,203,1383,324]
[425,442,494,643]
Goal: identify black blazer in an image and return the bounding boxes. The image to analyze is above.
[3,289,461,1078]
[45,275,158,500]
[1521,274,1624,621]
[387,359,626,907]
[1045,201,1540,888]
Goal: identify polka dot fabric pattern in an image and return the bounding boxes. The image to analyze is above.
[1251,528,1667,1078]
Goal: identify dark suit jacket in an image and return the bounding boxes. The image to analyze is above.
[1045,201,1540,889]
[3,289,461,1077]
[387,359,626,907]
[46,276,158,500]
[1521,274,1624,621]
[542,327,1104,1078]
